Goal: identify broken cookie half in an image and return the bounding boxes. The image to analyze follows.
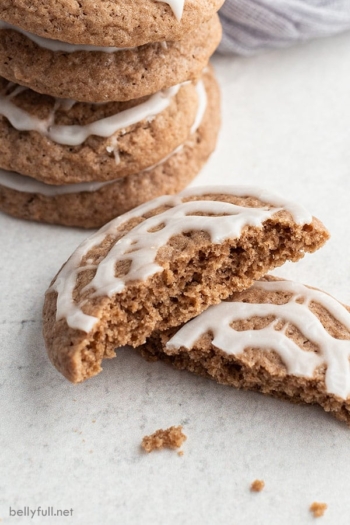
[141,276,350,424]
[43,186,329,383]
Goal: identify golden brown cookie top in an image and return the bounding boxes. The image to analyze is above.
[43,186,328,383]
[166,275,350,400]
[0,15,221,103]
[0,0,224,47]
[0,73,208,184]
[48,187,323,333]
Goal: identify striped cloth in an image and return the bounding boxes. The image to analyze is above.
[218,0,350,55]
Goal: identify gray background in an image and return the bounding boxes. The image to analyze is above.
[2,30,350,524]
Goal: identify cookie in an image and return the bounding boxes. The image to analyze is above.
[141,275,350,424]
[250,480,265,492]
[0,0,224,47]
[42,187,329,382]
[0,67,219,228]
[0,15,221,103]
[0,74,203,184]
[310,503,328,518]
[141,426,187,452]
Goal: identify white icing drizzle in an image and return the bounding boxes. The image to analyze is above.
[58,99,76,112]
[7,84,27,99]
[106,136,121,165]
[156,0,185,20]
[166,280,350,400]
[143,144,183,173]
[181,186,312,225]
[47,187,312,333]
[0,168,112,195]
[0,81,183,146]
[0,20,134,53]
[0,80,207,196]
[190,80,206,134]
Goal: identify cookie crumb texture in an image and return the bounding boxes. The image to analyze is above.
[43,189,328,383]
[250,480,265,492]
[310,502,327,518]
[142,274,350,424]
[141,426,187,453]
[0,15,221,103]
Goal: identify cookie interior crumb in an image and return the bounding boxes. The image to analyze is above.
[141,425,187,453]
[250,480,265,492]
[310,502,328,518]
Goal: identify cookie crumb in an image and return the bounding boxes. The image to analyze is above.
[310,502,327,518]
[178,450,184,457]
[141,426,187,453]
[250,480,265,492]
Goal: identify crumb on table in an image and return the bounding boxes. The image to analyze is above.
[141,425,187,453]
[310,502,327,518]
[250,479,265,492]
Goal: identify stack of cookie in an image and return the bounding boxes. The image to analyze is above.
[0,0,223,228]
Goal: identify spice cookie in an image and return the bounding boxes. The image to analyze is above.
[42,187,329,382]
[0,67,219,227]
[0,0,224,47]
[0,76,201,185]
[141,276,350,424]
[0,15,221,103]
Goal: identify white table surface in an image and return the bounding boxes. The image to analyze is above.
[2,31,350,525]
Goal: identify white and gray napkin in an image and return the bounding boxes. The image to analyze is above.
[218,0,350,54]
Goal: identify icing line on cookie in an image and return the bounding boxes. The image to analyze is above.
[0,81,185,146]
[47,187,312,333]
[0,80,207,195]
[0,20,135,53]
[155,0,185,21]
[0,168,112,196]
[190,79,206,134]
[166,280,350,399]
